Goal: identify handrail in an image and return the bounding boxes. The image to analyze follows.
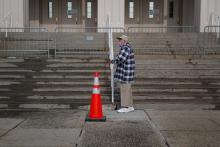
[127,26,199,33]
[54,27,125,33]
[204,26,220,32]
[204,25,220,38]
[0,27,48,32]
[211,13,220,38]
[107,14,115,103]
[0,27,50,58]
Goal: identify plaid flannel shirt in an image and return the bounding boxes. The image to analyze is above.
[112,43,135,83]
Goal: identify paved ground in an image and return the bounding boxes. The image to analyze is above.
[0,103,219,147]
[147,110,220,147]
[79,110,166,147]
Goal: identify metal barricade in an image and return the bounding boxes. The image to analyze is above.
[203,26,220,55]
[55,27,125,33]
[204,26,220,38]
[0,28,50,58]
[54,27,125,58]
[126,26,206,58]
[127,26,199,33]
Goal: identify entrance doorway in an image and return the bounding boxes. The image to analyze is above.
[125,0,164,25]
[85,0,97,28]
[167,0,197,32]
[167,0,182,27]
[39,0,82,31]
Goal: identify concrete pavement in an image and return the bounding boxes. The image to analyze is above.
[146,110,220,147]
[78,110,166,147]
[0,110,86,147]
[0,103,219,147]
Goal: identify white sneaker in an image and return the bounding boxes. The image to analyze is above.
[117,107,135,113]
[117,108,130,113]
[128,107,135,112]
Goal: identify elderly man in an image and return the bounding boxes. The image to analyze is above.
[111,35,135,113]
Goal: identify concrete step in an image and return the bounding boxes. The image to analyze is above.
[55,54,108,59]
[0,91,111,98]
[135,54,220,59]
[135,66,220,70]
[132,91,220,97]
[0,66,110,71]
[136,58,220,63]
[1,73,220,80]
[133,96,218,101]
[0,98,111,106]
[0,79,219,88]
[47,58,108,63]
[135,78,220,83]
[133,84,220,89]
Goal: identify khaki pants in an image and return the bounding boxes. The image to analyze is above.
[115,82,133,108]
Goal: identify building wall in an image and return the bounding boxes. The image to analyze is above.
[1,0,220,32]
[98,0,124,28]
[0,0,26,28]
[200,0,220,30]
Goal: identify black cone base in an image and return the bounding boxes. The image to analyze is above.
[85,114,106,122]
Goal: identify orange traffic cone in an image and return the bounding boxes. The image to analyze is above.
[85,72,106,122]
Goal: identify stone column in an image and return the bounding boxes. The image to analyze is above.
[23,0,30,27]
[98,0,124,28]
[82,0,86,26]
[163,0,168,26]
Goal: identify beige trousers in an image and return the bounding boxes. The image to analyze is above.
[119,83,133,107]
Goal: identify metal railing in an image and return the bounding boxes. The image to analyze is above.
[203,25,220,56]
[0,27,48,33]
[54,27,125,58]
[128,29,207,58]
[0,25,218,59]
[204,26,220,38]
[127,26,199,33]
[0,28,50,58]
[55,27,125,33]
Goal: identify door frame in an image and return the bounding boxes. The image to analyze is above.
[85,0,97,28]
[39,0,83,31]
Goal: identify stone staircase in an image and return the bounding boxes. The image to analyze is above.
[134,56,220,102]
[0,32,220,109]
[0,57,111,109]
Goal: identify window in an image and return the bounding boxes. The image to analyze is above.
[87,2,92,18]
[169,1,174,18]
[67,2,73,19]
[48,1,53,19]
[129,2,134,18]
[149,2,154,18]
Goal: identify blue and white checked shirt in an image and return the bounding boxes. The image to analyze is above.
[112,43,135,83]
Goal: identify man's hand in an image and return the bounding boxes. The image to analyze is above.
[107,60,114,66]
[110,60,115,64]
